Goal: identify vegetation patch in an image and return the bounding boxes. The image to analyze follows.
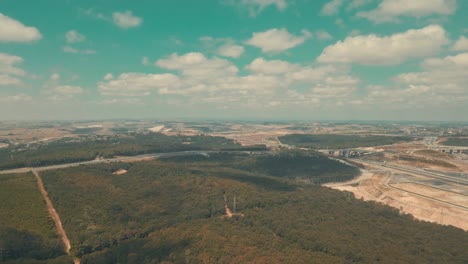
[279,134,414,149]
[37,152,468,263]
[441,137,468,147]
[0,173,70,262]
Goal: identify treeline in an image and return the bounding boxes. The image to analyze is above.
[441,137,468,146]
[0,133,266,170]
[279,134,414,149]
[160,150,360,184]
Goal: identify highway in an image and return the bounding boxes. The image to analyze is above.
[423,136,438,148]
[356,159,468,186]
[0,150,256,175]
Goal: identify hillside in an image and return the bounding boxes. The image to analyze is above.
[33,151,468,263]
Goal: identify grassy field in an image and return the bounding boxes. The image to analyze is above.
[0,173,71,262]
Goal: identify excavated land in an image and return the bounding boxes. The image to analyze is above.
[325,168,468,231]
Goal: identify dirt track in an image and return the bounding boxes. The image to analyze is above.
[33,171,79,263]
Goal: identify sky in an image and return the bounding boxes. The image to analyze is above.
[0,0,467,121]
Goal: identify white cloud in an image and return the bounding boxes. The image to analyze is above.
[0,13,42,42]
[104,73,114,80]
[245,28,311,53]
[453,36,468,51]
[239,0,287,16]
[0,53,26,86]
[315,30,333,40]
[360,53,468,110]
[66,30,85,43]
[217,44,245,58]
[357,0,457,23]
[112,11,142,29]
[99,73,180,96]
[321,0,343,16]
[317,25,449,65]
[0,74,22,86]
[52,85,83,95]
[50,73,60,81]
[199,37,244,58]
[396,53,468,88]
[347,0,373,10]
[63,46,96,55]
[0,93,32,102]
[142,56,150,66]
[156,52,238,78]
[245,57,300,75]
[63,46,79,53]
[98,51,359,113]
[0,53,26,76]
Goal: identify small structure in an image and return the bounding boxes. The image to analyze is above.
[223,192,244,218]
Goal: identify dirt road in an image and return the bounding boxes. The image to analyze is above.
[33,171,78,263]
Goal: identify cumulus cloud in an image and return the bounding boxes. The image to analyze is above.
[0,53,27,86]
[321,0,343,16]
[357,0,457,23]
[238,0,287,16]
[52,85,83,95]
[245,57,300,75]
[112,11,142,29]
[142,56,150,66]
[0,93,32,102]
[245,28,311,53]
[156,52,238,78]
[98,73,180,96]
[63,46,96,55]
[315,30,333,40]
[50,73,60,81]
[453,36,468,51]
[217,44,245,58]
[98,51,359,112]
[66,30,85,43]
[47,85,84,101]
[396,53,468,87]
[104,73,114,80]
[359,52,468,111]
[317,25,449,65]
[347,0,373,10]
[0,13,42,42]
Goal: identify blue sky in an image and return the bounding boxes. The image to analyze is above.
[1,0,467,121]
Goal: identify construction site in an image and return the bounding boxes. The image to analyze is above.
[325,136,468,231]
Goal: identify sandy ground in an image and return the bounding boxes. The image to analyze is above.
[325,170,468,231]
[113,169,128,175]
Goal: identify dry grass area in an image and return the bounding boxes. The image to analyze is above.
[0,128,73,142]
[325,169,468,231]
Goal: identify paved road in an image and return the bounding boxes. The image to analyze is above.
[356,159,468,186]
[0,150,255,175]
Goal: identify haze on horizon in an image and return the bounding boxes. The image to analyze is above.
[1,0,467,121]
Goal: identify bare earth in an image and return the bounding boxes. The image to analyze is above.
[325,170,468,231]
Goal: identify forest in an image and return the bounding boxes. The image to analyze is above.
[278,134,414,149]
[0,133,266,170]
[7,150,460,263]
[441,137,468,146]
[0,173,73,263]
